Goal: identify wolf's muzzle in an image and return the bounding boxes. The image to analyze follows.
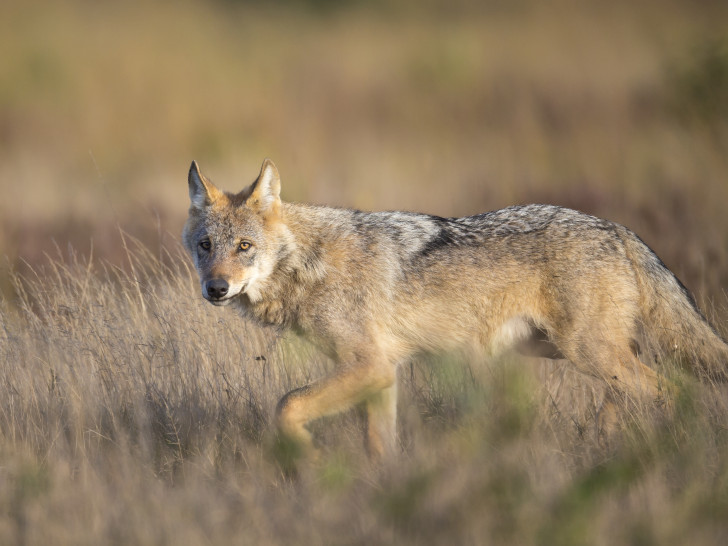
[204,278,229,300]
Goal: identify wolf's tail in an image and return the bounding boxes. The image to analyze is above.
[620,226,728,382]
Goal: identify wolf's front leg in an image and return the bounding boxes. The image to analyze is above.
[365,382,398,460]
[274,362,396,458]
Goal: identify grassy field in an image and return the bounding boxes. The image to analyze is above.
[2,244,728,545]
[2,0,728,543]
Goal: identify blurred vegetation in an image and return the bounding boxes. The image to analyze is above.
[1,0,727,306]
[1,249,728,544]
[2,0,728,543]
[667,39,728,125]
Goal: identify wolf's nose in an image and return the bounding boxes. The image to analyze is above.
[205,279,229,299]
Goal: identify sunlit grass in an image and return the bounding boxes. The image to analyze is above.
[1,243,728,543]
[2,0,728,542]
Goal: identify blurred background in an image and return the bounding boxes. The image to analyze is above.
[1,0,727,311]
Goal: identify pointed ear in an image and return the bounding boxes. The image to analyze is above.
[188,161,223,209]
[246,158,281,215]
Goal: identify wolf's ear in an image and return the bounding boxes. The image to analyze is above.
[188,161,223,209]
[246,158,281,215]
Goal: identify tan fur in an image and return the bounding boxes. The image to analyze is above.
[183,159,728,459]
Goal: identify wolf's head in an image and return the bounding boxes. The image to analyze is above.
[183,159,291,306]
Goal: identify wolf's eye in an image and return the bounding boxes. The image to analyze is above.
[199,240,211,251]
[239,241,252,252]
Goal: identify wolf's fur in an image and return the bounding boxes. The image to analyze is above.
[183,159,728,458]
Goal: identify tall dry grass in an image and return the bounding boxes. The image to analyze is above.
[2,0,728,543]
[1,241,728,544]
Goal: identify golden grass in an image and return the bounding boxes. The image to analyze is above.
[2,0,728,542]
[2,242,728,544]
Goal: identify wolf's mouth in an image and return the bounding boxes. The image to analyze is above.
[203,283,245,306]
[207,297,234,307]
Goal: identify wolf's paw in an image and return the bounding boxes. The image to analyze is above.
[269,432,319,478]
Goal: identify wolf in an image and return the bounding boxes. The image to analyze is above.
[183,158,728,459]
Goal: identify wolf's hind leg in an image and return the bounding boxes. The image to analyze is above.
[609,353,667,403]
[594,351,678,444]
[556,325,675,433]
